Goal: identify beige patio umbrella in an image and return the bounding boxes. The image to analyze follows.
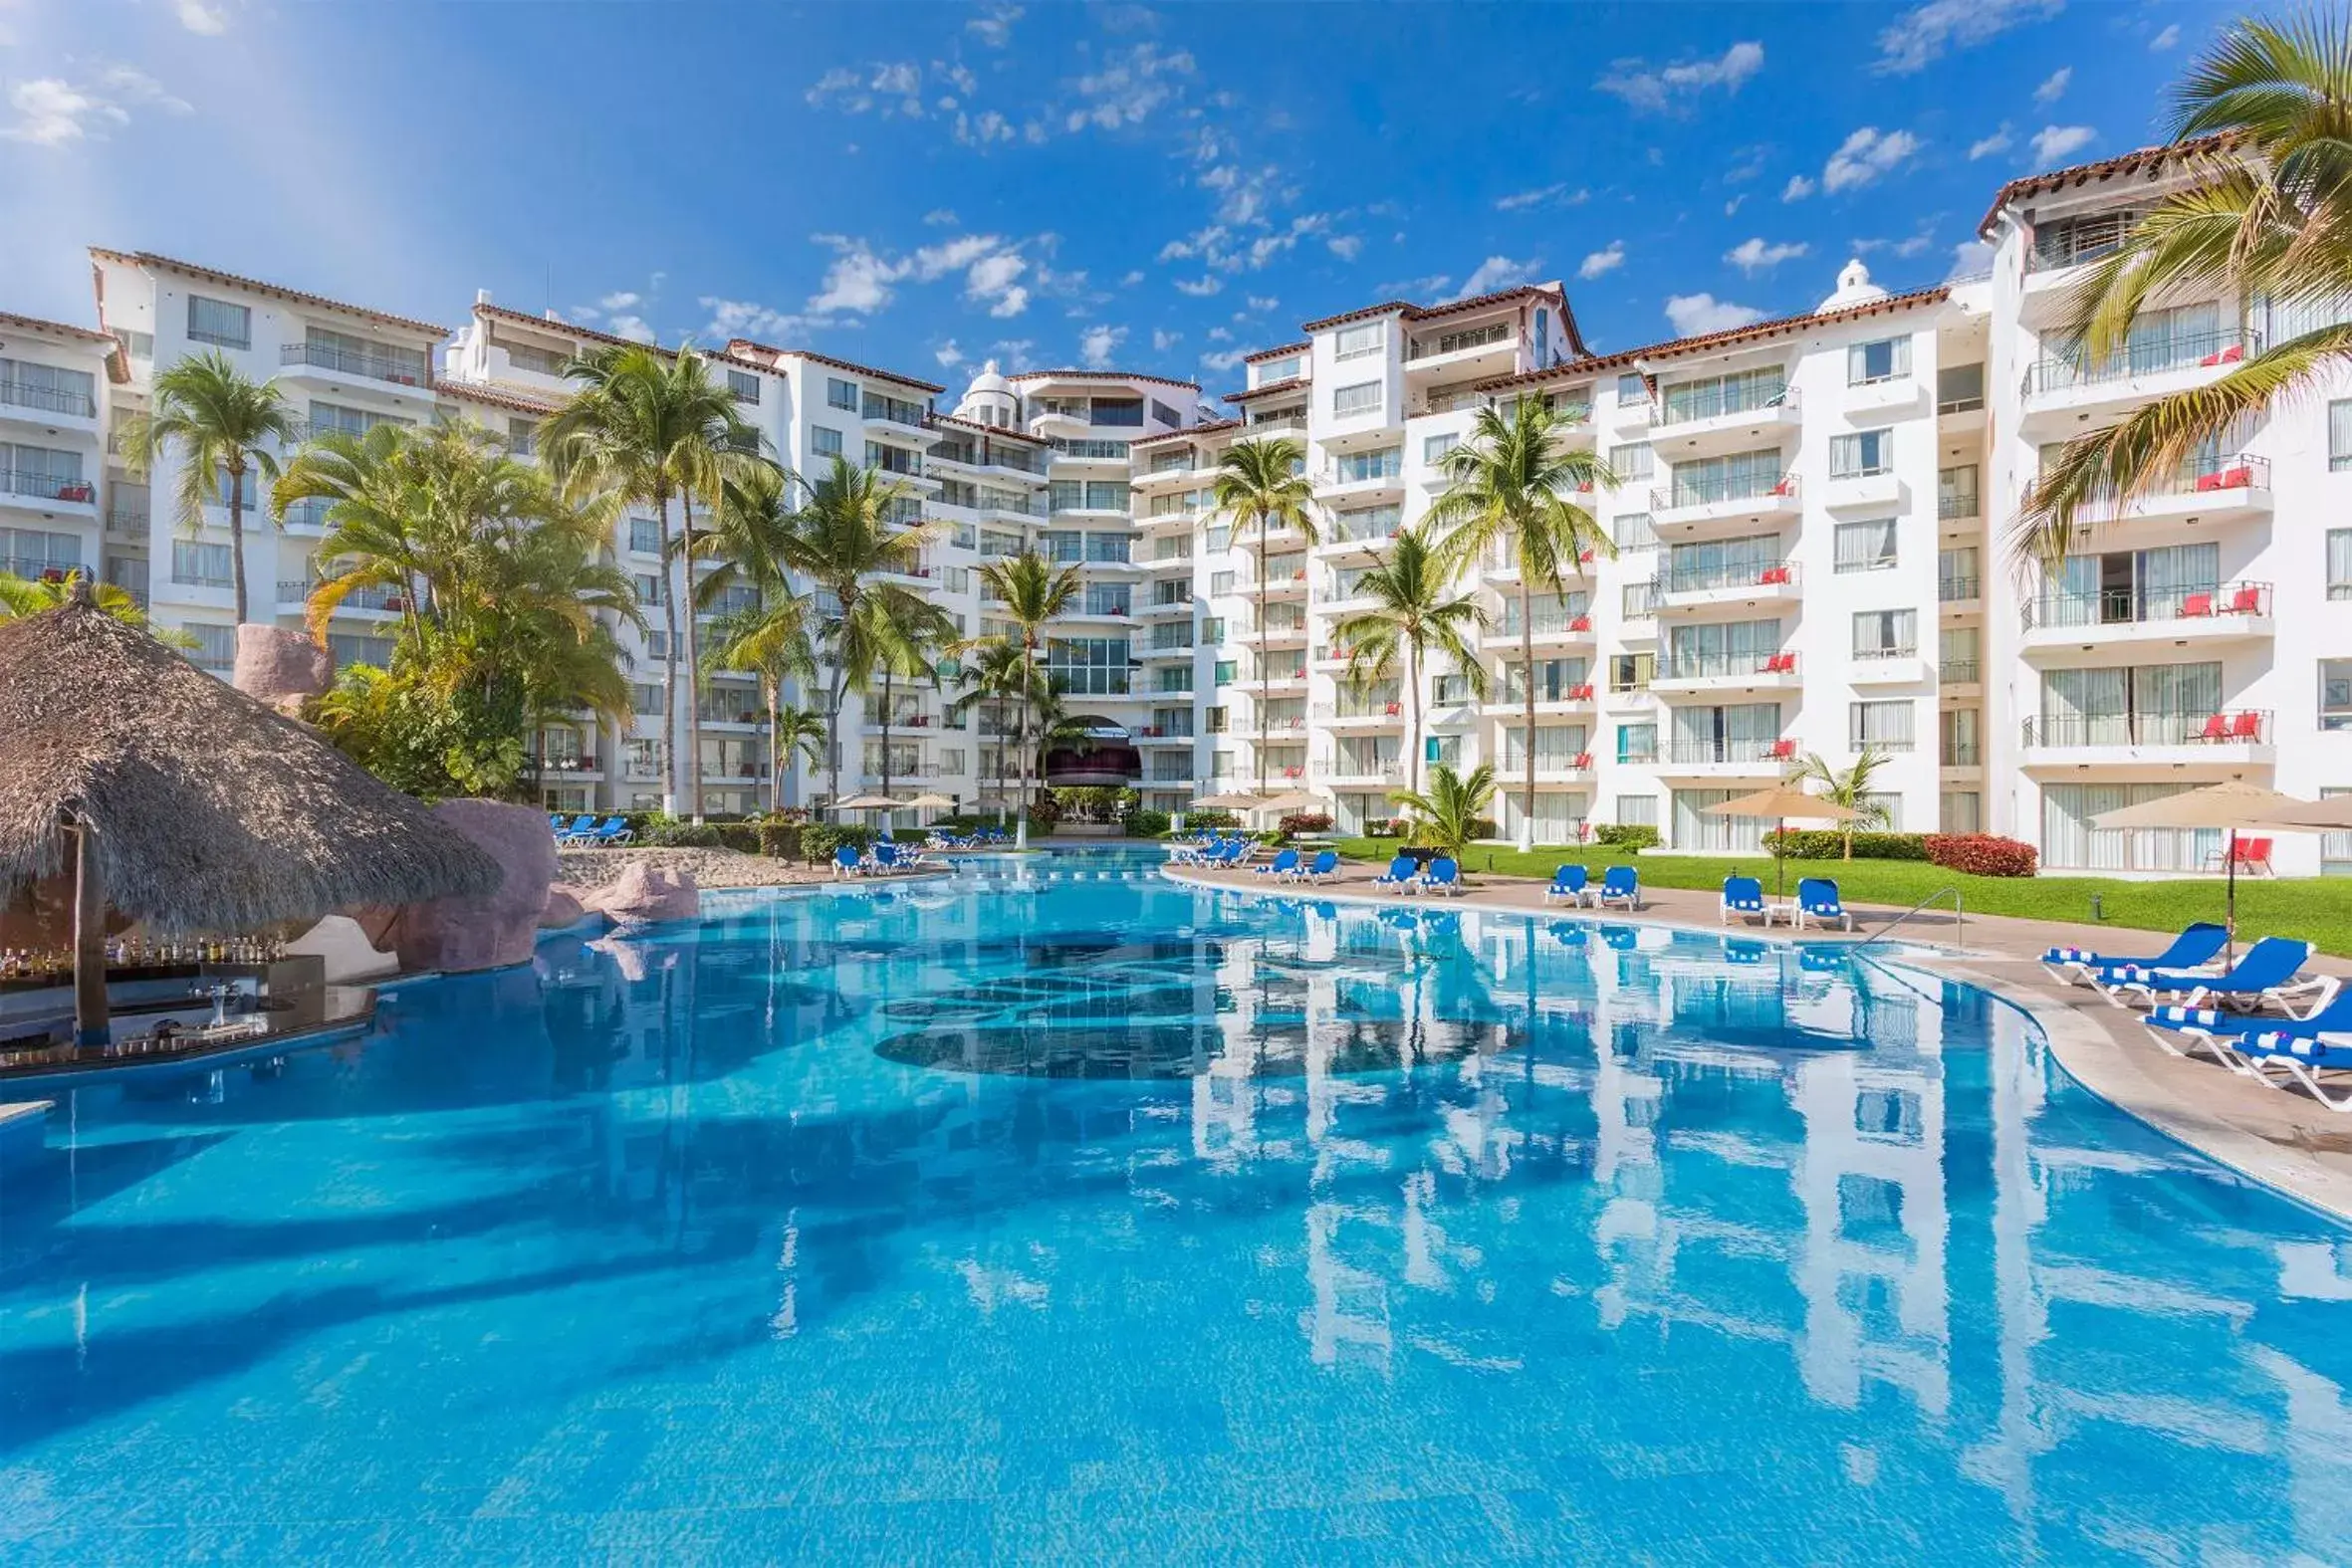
[1704,784,1860,897]
[2094,778,2317,952]
[900,791,959,831]
[1254,790,1325,815]
[1192,790,1265,810]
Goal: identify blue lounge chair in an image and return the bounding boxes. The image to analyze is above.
[584,815,633,845]
[1300,849,1339,883]
[2098,935,2326,1014]
[1795,877,1850,932]
[2231,1023,2352,1110]
[1596,865,1639,911]
[2146,988,2352,1066]
[873,841,904,872]
[2043,922,2230,986]
[1420,856,1464,897]
[1253,847,1300,879]
[833,843,863,877]
[557,813,597,843]
[549,813,568,833]
[1721,875,1768,926]
[1544,865,1591,907]
[1372,854,1420,894]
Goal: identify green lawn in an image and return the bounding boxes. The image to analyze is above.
[1328,838,2352,957]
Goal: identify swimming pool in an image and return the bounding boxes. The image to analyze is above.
[3,846,2348,1563]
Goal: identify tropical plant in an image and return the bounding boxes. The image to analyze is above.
[695,465,816,812]
[769,704,829,808]
[1211,436,1317,794]
[540,342,765,817]
[0,568,196,647]
[117,349,300,624]
[705,605,815,813]
[974,549,1080,841]
[1327,525,1489,802]
[1388,763,1497,860]
[2014,13,2352,571]
[948,635,1047,827]
[846,591,957,805]
[1792,747,1895,859]
[1426,397,1615,850]
[780,455,941,806]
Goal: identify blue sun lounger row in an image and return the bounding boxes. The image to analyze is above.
[2144,983,2352,1109]
[1250,848,1338,883]
[551,814,632,846]
[1371,854,1466,897]
[1544,865,1640,911]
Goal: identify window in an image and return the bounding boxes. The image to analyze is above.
[1331,380,1382,417]
[1937,362,1986,413]
[505,417,537,457]
[1213,660,1236,687]
[628,518,662,555]
[1616,793,1658,827]
[1847,336,1912,385]
[1612,513,1657,553]
[727,368,761,404]
[503,339,568,376]
[1256,356,1301,384]
[186,295,250,349]
[1615,372,1648,405]
[110,328,154,361]
[1423,433,1459,464]
[1833,519,1899,573]
[1084,480,1127,512]
[1940,624,1981,683]
[2332,529,2352,600]
[1091,398,1144,427]
[634,572,666,606]
[170,541,233,587]
[2325,660,2352,732]
[1333,447,1401,483]
[1,527,80,572]
[1856,1089,1924,1144]
[1858,792,1904,831]
[1151,398,1183,427]
[1850,700,1915,752]
[1662,367,1784,423]
[1334,323,1385,360]
[0,358,97,417]
[1940,707,1982,767]
[826,377,858,411]
[1204,616,1224,642]
[1210,570,1236,596]
[631,683,664,717]
[1431,673,1470,705]
[1941,791,1983,833]
[185,622,235,670]
[1610,443,1654,481]
[1622,579,1657,619]
[1853,608,1917,659]
[812,425,843,458]
[1616,722,1658,765]
[1829,429,1894,479]
[1608,651,1654,693]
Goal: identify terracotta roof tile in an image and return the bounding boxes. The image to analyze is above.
[1222,376,1308,405]
[477,306,770,375]
[1243,340,1309,363]
[0,311,118,348]
[930,411,1048,447]
[1132,419,1241,449]
[1975,133,2235,237]
[91,248,451,339]
[1298,300,1414,334]
[1004,368,1202,391]
[435,379,563,417]
[724,337,945,395]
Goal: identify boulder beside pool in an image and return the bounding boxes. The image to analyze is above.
[390,799,557,973]
[541,883,591,930]
[581,861,699,930]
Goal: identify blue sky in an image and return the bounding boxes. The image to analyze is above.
[1,0,2216,396]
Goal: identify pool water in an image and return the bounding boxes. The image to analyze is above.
[3,846,2350,1563]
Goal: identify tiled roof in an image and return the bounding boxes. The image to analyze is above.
[1975,133,2235,237]
[1297,285,1578,348]
[1222,376,1308,405]
[0,311,118,347]
[931,411,1048,447]
[436,378,563,416]
[724,337,946,395]
[1405,284,1564,325]
[1298,300,1414,334]
[1131,419,1241,449]
[1005,368,1202,391]
[92,248,451,338]
[1243,340,1309,363]
[474,306,770,376]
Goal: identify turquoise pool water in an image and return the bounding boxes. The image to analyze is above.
[3,846,2350,1563]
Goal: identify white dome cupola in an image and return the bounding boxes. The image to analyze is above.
[1815,258,1889,314]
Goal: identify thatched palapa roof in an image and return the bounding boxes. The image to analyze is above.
[0,596,501,934]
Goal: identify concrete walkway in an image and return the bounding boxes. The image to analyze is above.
[1165,856,2352,1225]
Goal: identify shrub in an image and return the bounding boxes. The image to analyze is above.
[757,817,804,860]
[1187,808,1239,831]
[1592,823,1661,852]
[1025,792,1063,829]
[639,820,727,849]
[1764,829,1930,861]
[1278,811,1333,837]
[1927,833,2038,877]
[1362,816,1406,838]
[1124,808,1172,838]
[801,823,878,865]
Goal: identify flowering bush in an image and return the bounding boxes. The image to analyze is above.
[1278,811,1333,837]
[1925,833,2038,878]
[1763,829,1930,861]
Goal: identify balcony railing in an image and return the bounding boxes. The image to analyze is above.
[1320,760,1406,782]
[2020,580,2270,630]
[1408,322,1512,360]
[1662,560,1797,596]
[106,501,149,534]
[1051,438,1130,460]
[1,555,82,580]
[1657,651,1797,681]
[1937,490,1981,521]
[1652,472,1798,512]
[1497,753,1595,775]
[1134,722,1196,740]
[1499,608,1595,637]
[3,471,95,503]
[1853,644,1918,663]
[280,340,429,386]
[1941,742,1983,768]
[2026,213,2137,274]
[1665,738,1795,766]
[0,380,98,418]
[2022,330,2258,397]
[1939,574,1982,603]
[2023,710,2273,749]
[279,580,406,612]
[1658,382,1796,427]
[1942,659,1982,684]
[1311,700,1403,721]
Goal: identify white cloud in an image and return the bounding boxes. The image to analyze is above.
[1781,173,1815,201]
[1174,276,1222,298]
[2,67,190,146]
[1064,42,1194,132]
[1151,328,1180,351]
[1725,195,1748,217]
[1726,237,1807,274]
[1822,126,1921,193]
[1665,293,1766,336]
[1246,294,1279,313]
[805,232,1035,321]
[1079,324,1127,369]
[1596,41,1765,112]
[968,5,1022,47]
[605,315,657,344]
[923,209,959,228]
[1200,347,1249,372]
[597,291,640,312]
[1206,327,1233,342]
[935,338,965,367]
[1496,182,1588,212]
[1454,255,1537,300]
[953,110,1015,146]
[1578,241,1626,280]
[1875,0,2062,75]
[2030,123,2096,165]
[2151,23,2181,50]
[2033,66,2071,105]
[1326,234,1363,261]
[990,338,1036,371]
[700,297,805,341]
[1119,270,1145,287]
[175,0,227,34]
[1949,238,1998,279]
[1969,124,2013,160]
[1375,273,1453,299]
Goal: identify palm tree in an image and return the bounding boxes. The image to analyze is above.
[705,602,815,813]
[1388,763,1497,860]
[1328,526,1489,803]
[118,349,299,624]
[948,636,1043,829]
[975,549,1081,847]
[541,342,764,818]
[2014,14,2352,570]
[766,704,829,810]
[0,568,195,647]
[695,465,814,813]
[1211,436,1317,795]
[841,591,956,809]
[1793,748,1894,859]
[780,456,941,809]
[1427,397,1615,851]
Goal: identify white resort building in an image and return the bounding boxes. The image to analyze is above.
[8,135,2351,872]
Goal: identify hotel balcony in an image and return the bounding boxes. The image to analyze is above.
[2018,331,2257,434]
[1136,638,1195,662]
[2019,710,2275,777]
[1493,609,1597,649]
[1848,648,1928,686]
[1650,651,1801,697]
[1656,560,1800,616]
[1939,657,1983,701]
[1315,467,1406,507]
[1311,700,1405,729]
[1313,516,1403,561]
[1143,551,1196,573]
[1404,320,1519,382]
[1938,572,1984,622]
[1495,754,1597,784]
[1247,564,1310,599]
[1317,760,1407,788]
[2024,455,2274,547]
[2019,581,2273,657]
[0,469,98,520]
[1133,726,1197,746]
[278,340,431,392]
[1481,536,1600,581]
[1139,594,1194,619]
[0,377,101,435]
[278,579,405,619]
[1239,618,1307,649]
[1250,665,1308,693]
[1652,385,1801,459]
[1655,738,1795,781]
[1480,684,1597,718]
[1649,474,1800,539]
[105,498,150,539]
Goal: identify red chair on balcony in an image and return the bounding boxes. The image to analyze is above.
[2198,344,2247,367]
[1566,683,1595,701]
[2194,713,2232,743]
[1769,476,1797,498]
[1760,652,1796,675]
[2179,591,2214,617]
[2226,583,2265,615]
[2230,711,2264,742]
[1768,738,1798,761]
[1383,701,1400,716]
[1569,614,1591,632]
[1757,564,1792,586]
[1571,752,1594,770]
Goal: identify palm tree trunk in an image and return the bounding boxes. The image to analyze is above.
[1519,584,1535,853]
[824,661,846,807]
[880,663,895,818]
[1406,636,1423,801]
[680,490,705,823]
[1016,634,1035,849]
[767,675,782,815]
[1255,533,1270,796]
[655,488,682,817]
[228,465,249,625]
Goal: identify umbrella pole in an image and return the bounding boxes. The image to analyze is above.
[2226,825,2238,962]
[70,815,109,1048]
[1775,815,1786,900]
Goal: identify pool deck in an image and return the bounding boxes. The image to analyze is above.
[1164,857,2352,1226]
